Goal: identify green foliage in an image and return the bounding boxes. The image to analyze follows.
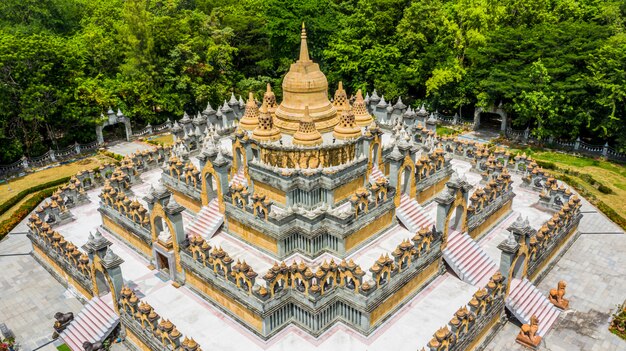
[0,0,625,163]
[0,186,58,241]
[98,150,123,161]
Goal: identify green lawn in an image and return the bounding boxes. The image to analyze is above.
[436,125,461,136]
[512,147,626,229]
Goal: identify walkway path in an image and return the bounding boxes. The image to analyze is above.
[485,204,626,351]
[0,224,84,351]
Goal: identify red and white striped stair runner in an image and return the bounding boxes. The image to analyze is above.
[186,199,223,239]
[369,165,386,184]
[506,278,561,337]
[60,293,119,351]
[230,168,247,187]
[442,230,499,286]
[396,194,434,233]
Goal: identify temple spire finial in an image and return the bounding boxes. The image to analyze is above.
[299,22,310,63]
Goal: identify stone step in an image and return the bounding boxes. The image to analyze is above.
[506,278,561,336]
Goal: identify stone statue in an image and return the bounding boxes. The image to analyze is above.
[516,315,542,348]
[548,280,569,310]
[52,311,74,338]
[83,341,105,351]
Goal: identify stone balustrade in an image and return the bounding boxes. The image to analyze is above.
[180,224,442,338]
[118,287,202,351]
[526,197,582,278]
[27,217,93,295]
[424,272,506,351]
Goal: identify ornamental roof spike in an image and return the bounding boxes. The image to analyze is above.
[229,92,238,105]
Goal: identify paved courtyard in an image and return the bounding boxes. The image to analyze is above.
[1,140,624,351]
[0,224,84,351]
[485,209,626,350]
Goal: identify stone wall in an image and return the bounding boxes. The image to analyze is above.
[424,272,506,351]
[178,229,444,339]
[118,287,202,351]
[27,218,94,299]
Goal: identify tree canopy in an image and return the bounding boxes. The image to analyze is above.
[0,0,625,162]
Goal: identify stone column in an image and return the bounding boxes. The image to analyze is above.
[497,234,520,278]
[124,119,133,141]
[96,125,104,145]
[473,107,482,130]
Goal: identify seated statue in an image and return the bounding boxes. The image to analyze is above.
[52,312,74,338]
[548,280,569,310]
[83,341,105,351]
[516,315,542,349]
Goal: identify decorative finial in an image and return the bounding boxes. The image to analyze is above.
[299,22,310,62]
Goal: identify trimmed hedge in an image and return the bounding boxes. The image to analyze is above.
[99,150,123,161]
[558,173,626,230]
[0,187,58,241]
[0,176,71,216]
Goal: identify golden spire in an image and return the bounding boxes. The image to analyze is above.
[252,100,281,142]
[293,106,323,146]
[239,92,260,131]
[353,89,374,126]
[299,22,311,63]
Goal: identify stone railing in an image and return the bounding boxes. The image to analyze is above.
[223,183,396,258]
[467,172,514,232]
[27,217,93,295]
[424,272,505,351]
[180,225,442,338]
[161,155,202,201]
[0,141,106,180]
[506,127,626,162]
[526,197,582,279]
[118,287,202,350]
[434,112,475,127]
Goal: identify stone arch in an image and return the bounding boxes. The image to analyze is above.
[91,256,122,313]
[473,105,507,132]
[395,155,416,206]
[440,191,469,250]
[231,139,249,184]
[506,244,530,294]
[96,112,132,144]
[201,159,224,210]
[150,202,182,273]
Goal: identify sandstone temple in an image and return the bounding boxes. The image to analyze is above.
[27,25,583,351]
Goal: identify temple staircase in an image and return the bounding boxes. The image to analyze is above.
[396,194,434,233]
[186,199,223,239]
[506,278,561,336]
[442,230,499,286]
[369,165,386,184]
[60,293,119,350]
[230,168,247,187]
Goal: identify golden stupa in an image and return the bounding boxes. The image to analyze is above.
[274,23,339,135]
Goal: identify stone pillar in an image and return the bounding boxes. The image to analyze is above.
[21,156,29,171]
[100,249,125,304]
[96,125,104,145]
[497,234,520,278]
[387,145,404,191]
[603,142,609,157]
[49,149,56,162]
[574,137,580,151]
[523,128,530,142]
[473,107,482,130]
[500,111,507,133]
[124,119,133,141]
[74,142,81,155]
